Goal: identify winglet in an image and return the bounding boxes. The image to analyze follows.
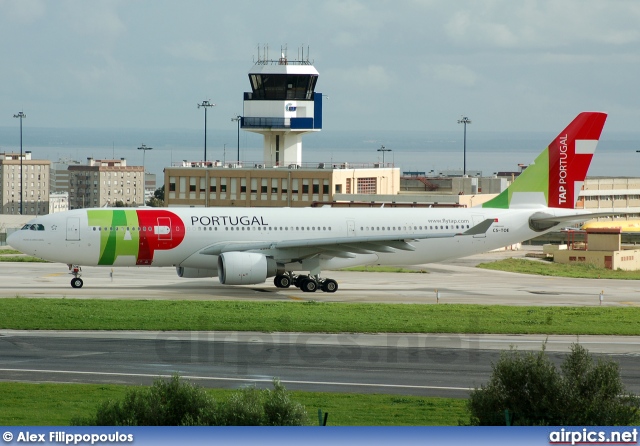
[483,112,607,209]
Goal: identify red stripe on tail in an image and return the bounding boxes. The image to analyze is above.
[547,112,607,209]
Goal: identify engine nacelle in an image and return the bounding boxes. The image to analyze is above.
[218,252,284,285]
[176,267,218,278]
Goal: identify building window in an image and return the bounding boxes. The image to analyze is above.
[357,177,377,194]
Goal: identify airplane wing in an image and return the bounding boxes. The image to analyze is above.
[199,218,495,259]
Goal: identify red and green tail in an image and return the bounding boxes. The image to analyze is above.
[482,112,607,209]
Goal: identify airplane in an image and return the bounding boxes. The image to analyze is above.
[8,111,609,293]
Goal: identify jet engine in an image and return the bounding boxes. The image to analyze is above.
[218,252,285,285]
[176,267,218,278]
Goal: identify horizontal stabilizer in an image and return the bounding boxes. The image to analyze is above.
[529,211,625,232]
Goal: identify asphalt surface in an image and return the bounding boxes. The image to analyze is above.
[1,330,639,397]
[1,247,639,305]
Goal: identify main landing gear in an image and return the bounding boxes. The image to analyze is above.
[273,272,338,293]
[68,264,84,288]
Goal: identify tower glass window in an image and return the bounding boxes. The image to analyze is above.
[249,74,317,100]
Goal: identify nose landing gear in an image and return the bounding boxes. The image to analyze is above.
[68,264,83,288]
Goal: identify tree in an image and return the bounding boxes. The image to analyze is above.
[154,185,165,201]
[468,343,640,426]
[146,185,165,207]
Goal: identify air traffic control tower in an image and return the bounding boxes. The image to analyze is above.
[242,48,322,167]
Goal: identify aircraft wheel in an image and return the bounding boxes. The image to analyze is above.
[294,275,308,288]
[274,275,291,288]
[321,279,338,293]
[300,278,317,293]
[71,278,84,289]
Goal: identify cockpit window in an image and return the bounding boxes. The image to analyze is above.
[21,224,45,231]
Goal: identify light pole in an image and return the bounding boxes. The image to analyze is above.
[457,116,471,176]
[137,144,153,189]
[231,115,241,163]
[13,111,26,215]
[198,100,215,163]
[377,145,391,165]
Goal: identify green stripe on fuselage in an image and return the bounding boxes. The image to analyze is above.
[87,210,140,265]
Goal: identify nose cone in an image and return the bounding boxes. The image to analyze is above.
[6,230,23,252]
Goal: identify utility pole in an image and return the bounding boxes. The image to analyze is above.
[198,100,215,163]
[13,111,26,215]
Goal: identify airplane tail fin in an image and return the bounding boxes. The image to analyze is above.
[482,112,607,209]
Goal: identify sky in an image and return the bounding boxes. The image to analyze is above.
[1,0,640,135]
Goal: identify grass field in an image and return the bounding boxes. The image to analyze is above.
[0,382,469,426]
[1,298,640,335]
[340,265,428,273]
[0,249,47,262]
[477,257,640,280]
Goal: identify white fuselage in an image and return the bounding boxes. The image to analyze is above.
[8,206,562,274]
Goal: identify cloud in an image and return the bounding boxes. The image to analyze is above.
[333,64,392,90]
[0,0,46,23]
[60,0,125,41]
[165,40,217,63]
[443,1,640,50]
[420,64,477,87]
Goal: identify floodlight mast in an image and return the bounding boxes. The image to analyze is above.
[377,144,391,165]
[13,111,26,215]
[137,143,153,178]
[457,116,472,176]
[231,115,242,163]
[198,100,215,163]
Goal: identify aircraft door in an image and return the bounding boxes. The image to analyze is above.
[66,217,80,241]
[471,214,487,238]
[347,220,355,237]
[155,217,172,250]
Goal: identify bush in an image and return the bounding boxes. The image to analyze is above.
[468,343,640,426]
[72,375,217,426]
[217,379,307,426]
[72,375,307,426]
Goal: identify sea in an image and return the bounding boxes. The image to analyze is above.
[0,126,638,184]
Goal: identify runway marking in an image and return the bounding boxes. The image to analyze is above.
[0,368,471,392]
[43,273,66,277]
